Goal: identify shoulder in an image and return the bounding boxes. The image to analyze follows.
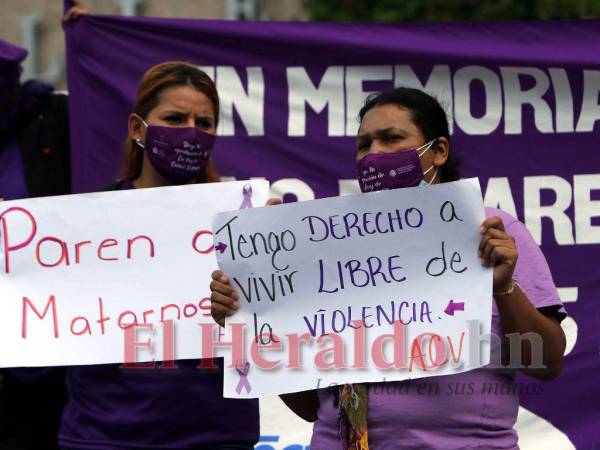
[484,206,533,239]
[49,91,68,102]
[484,207,519,228]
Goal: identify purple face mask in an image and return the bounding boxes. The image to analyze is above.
[356,140,436,193]
[135,118,216,183]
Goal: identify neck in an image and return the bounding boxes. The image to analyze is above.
[132,155,176,189]
[132,153,199,188]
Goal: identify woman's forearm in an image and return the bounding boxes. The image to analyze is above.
[495,286,566,380]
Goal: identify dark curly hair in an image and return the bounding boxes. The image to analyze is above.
[358,87,460,183]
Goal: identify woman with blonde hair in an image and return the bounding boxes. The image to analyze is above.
[59,61,259,450]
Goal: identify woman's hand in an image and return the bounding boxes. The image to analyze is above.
[62,0,90,23]
[209,270,239,327]
[478,216,517,293]
[266,198,282,206]
[209,198,281,326]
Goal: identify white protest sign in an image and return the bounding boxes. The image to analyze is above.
[0,180,269,367]
[212,178,492,398]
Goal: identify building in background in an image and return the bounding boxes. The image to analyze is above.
[0,0,307,90]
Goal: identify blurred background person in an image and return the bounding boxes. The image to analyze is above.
[0,38,69,201]
[0,3,88,449]
[0,36,70,450]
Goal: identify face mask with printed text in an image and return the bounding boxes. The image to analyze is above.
[135,116,215,183]
[356,139,437,192]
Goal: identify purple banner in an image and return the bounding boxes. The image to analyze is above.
[65,15,600,448]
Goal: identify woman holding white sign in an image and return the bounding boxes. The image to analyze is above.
[210,87,567,450]
[58,62,259,450]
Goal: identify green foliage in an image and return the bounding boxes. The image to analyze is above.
[305,0,600,21]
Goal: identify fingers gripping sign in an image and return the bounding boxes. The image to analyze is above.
[210,270,240,327]
[478,216,518,293]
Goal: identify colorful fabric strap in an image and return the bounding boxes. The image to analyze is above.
[338,384,369,450]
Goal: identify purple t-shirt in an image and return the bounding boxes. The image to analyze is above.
[0,136,29,200]
[59,180,259,450]
[311,207,566,450]
[60,360,259,449]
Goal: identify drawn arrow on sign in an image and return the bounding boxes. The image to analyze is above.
[444,299,465,316]
[214,242,228,254]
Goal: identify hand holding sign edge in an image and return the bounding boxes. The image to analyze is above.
[478,216,517,293]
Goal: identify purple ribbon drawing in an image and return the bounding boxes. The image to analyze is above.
[235,360,252,394]
[239,184,254,209]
